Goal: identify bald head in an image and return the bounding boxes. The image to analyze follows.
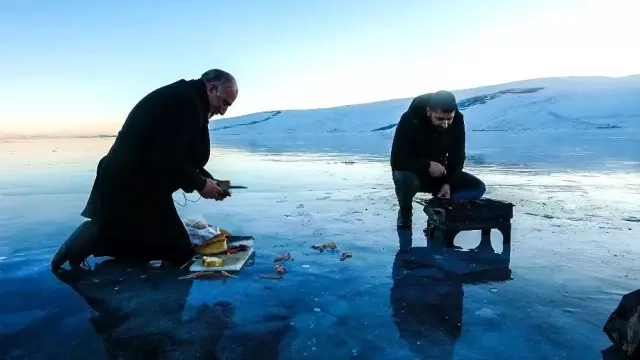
[200,69,238,118]
[201,69,237,89]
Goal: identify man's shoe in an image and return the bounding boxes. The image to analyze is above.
[396,208,412,228]
[51,220,98,271]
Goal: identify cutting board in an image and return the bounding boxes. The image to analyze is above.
[189,239,254,272]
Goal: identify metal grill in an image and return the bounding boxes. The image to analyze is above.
[419,197,515,222]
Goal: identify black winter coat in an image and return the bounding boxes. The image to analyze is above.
[81,79,214,263]
[390,93,466,184]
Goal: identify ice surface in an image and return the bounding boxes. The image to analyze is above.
[0,76,639,359]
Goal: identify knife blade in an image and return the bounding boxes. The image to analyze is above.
[223,185,248,189]
[215,180,248,190]
[227,235,254,243]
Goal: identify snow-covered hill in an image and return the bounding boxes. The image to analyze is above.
[210,75,640,135]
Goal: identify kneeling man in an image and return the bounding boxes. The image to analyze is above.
[50,69,238,270]
[390,90,486,228]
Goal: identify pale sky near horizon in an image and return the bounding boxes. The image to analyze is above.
[0,0,638,136]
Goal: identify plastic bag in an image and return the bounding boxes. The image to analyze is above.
[183,217,222,246]
[183,217,209,230]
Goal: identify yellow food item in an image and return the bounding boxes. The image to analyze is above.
[202,256,223,267]
[219,227,232,237]
[196,239,228,255]
[205,233,227,244]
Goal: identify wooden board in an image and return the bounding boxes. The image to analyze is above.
[189,239,254,272]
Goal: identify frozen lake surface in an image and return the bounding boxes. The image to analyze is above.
[0,130,639,359]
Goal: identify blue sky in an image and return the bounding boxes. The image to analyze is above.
[0,0,638,135]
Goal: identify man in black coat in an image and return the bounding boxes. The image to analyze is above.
[390,90,486,228]
[51,69,238,270]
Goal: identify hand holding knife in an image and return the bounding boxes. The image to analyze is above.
[212,179,248,198]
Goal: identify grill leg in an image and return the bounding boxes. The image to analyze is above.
[445,229,459,248]
[428,224,436,240]
[498,223,512,244]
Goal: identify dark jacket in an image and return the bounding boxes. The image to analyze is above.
[80,79,214,263]
[390,93,466,184]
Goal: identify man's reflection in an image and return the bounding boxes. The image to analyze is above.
[390,228,512,359]
[52,260,235,359]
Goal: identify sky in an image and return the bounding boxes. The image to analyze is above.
[0,0,638,136]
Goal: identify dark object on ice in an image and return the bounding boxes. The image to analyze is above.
[417,197,514,247]
[603,288,640,359]
[421,197,514,222]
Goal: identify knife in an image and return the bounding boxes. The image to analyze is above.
[222,185,248,189]
[227,235,255,243]
[215,180,248,190]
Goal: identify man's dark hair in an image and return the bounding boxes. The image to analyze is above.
[200,69,235,88]
[429,90,458,112]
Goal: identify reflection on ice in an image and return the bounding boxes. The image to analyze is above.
[392,229,511,359]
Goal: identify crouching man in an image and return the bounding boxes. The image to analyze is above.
[390,90,486,228]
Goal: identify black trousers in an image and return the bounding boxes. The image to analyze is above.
[90,199,194,265]
[392,170,486,210]
[82,188,194,265]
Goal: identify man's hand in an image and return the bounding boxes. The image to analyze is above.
[437,184,451,199]
[429,161,447,178]
[199,178,226,201]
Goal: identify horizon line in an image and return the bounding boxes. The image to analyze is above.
[2,73,638,139]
